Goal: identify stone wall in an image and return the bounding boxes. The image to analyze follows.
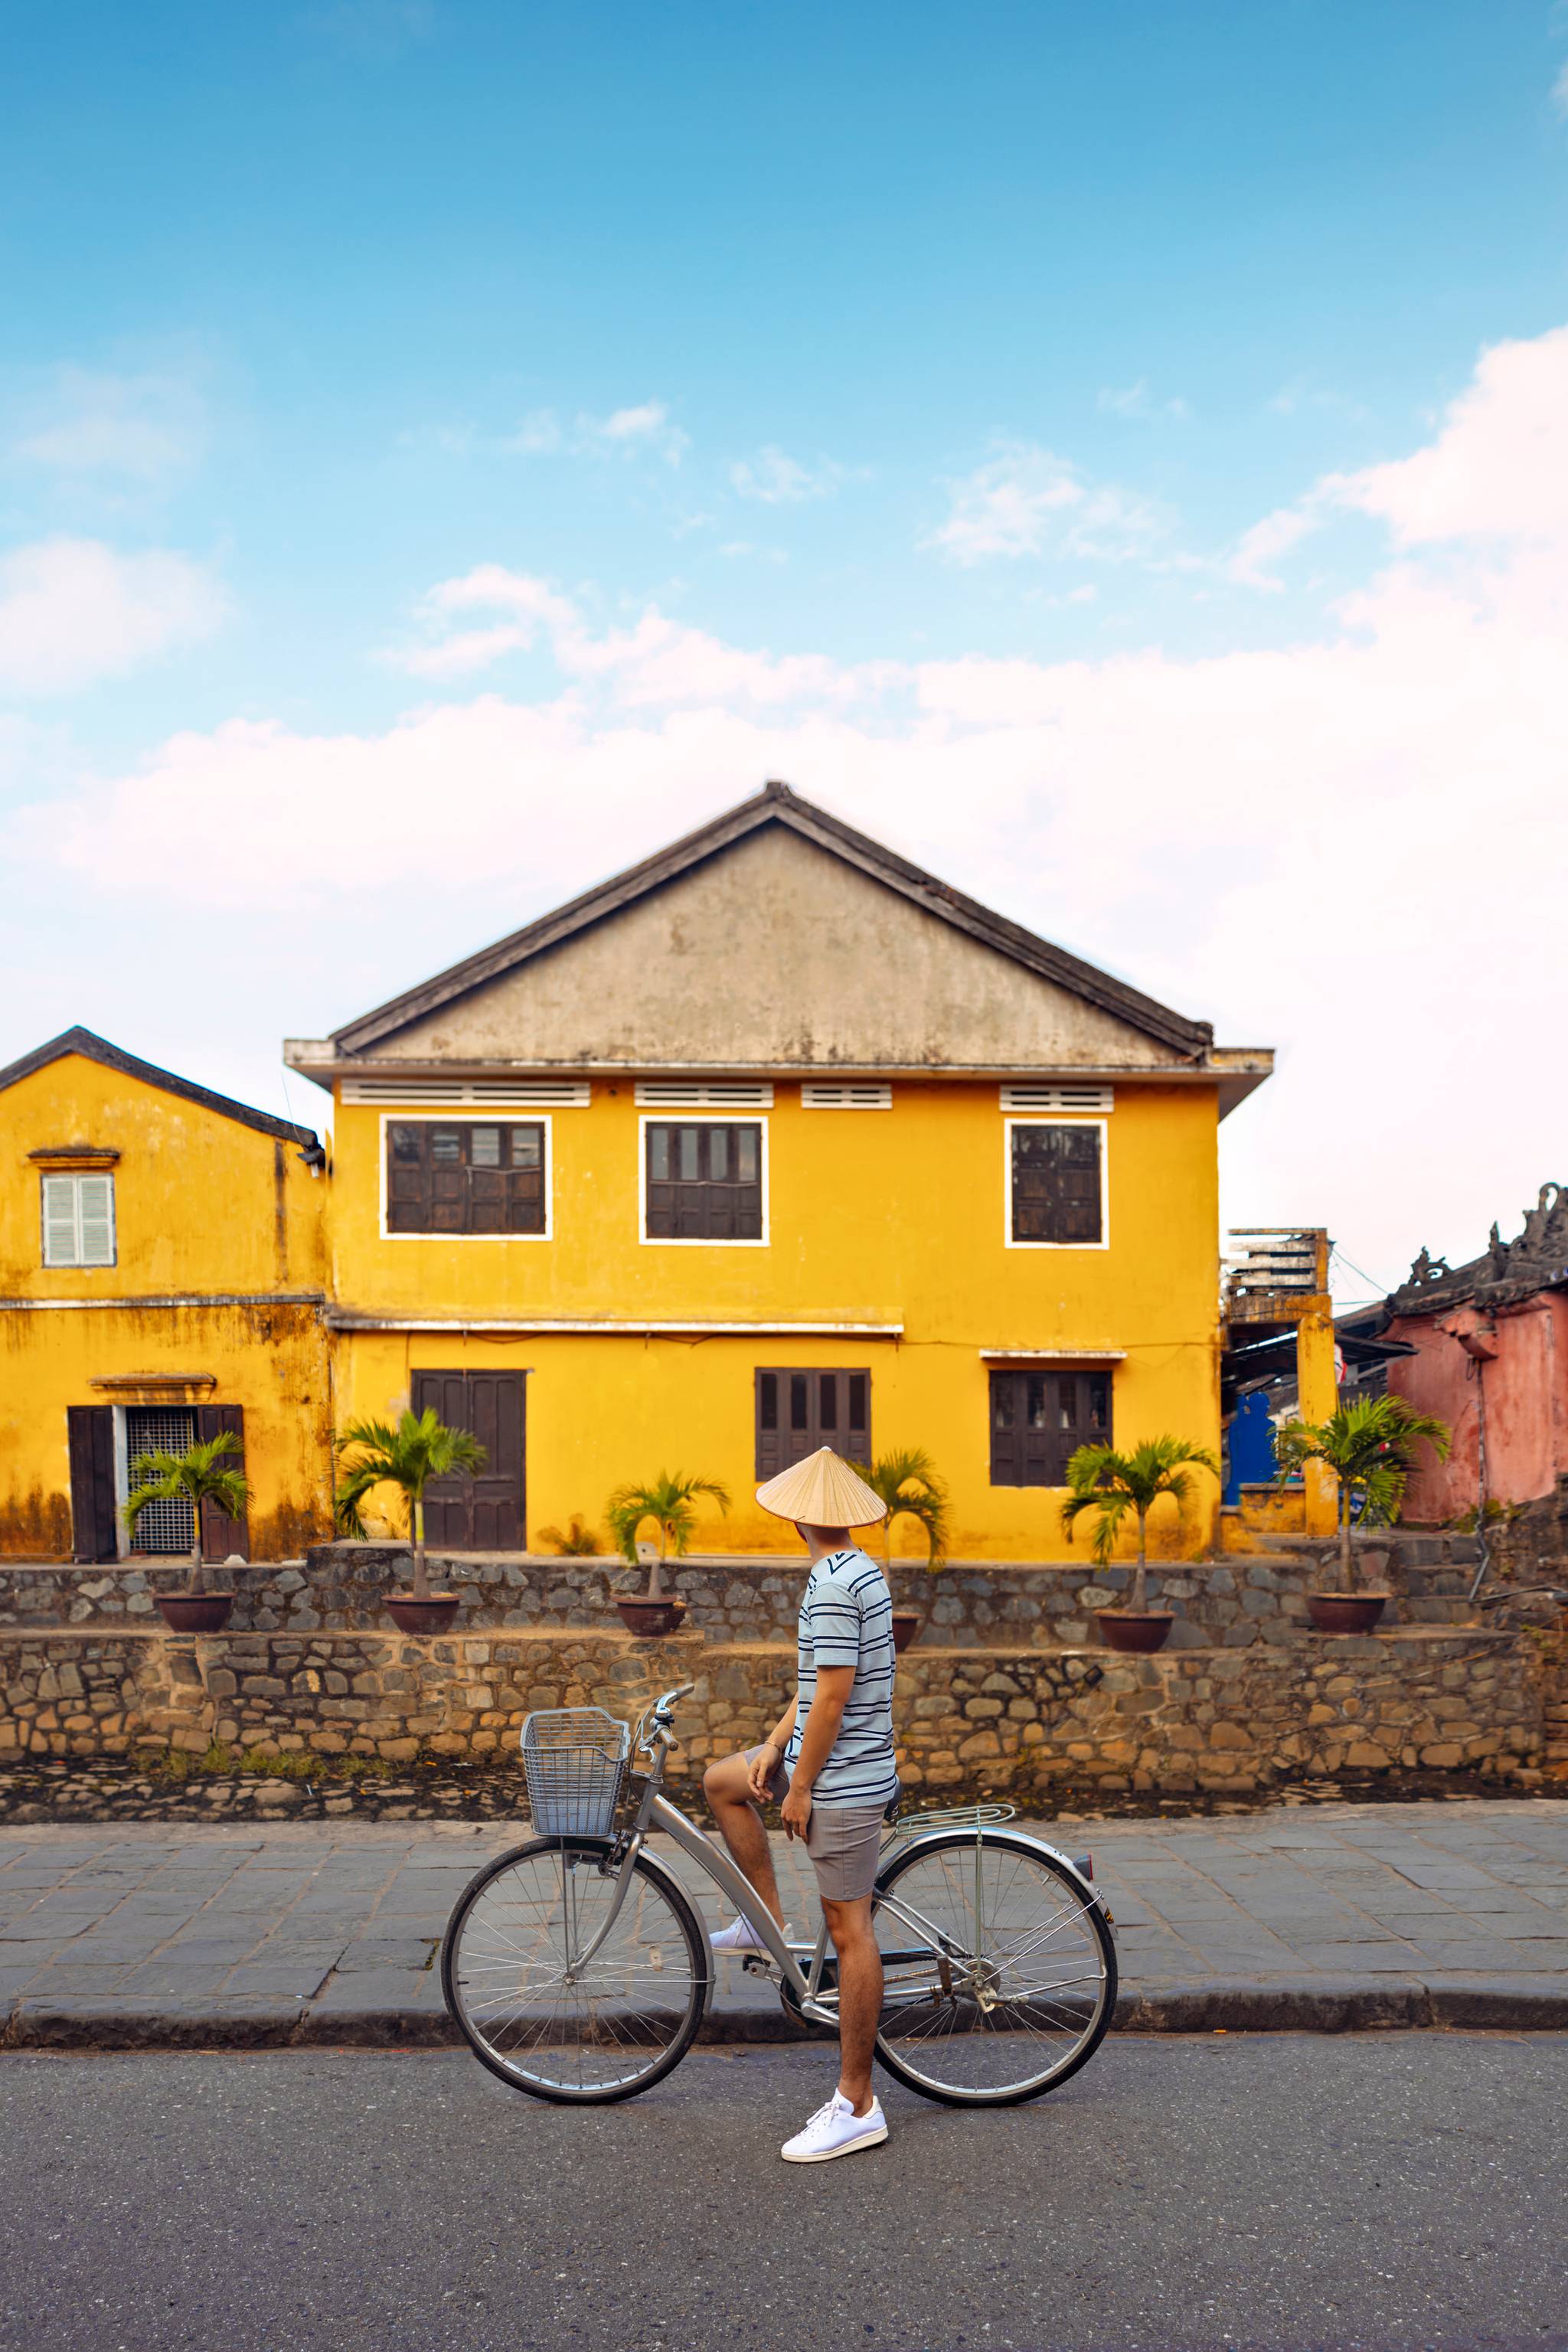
[0,1622,1542,1798]
[0,1539,1476,1649]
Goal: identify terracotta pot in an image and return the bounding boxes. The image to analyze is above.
[1095,1609,1174,1655]
[890,1609,923,1655]
[1306,1592,1387,1636]
[155,1592,234,1635]
[386,1595,461,1636]
[615,1596,688,1638]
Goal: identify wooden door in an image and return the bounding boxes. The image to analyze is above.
[67,1406,118,1562]
[196,1403,250,1561]
[410,1370,525,1550]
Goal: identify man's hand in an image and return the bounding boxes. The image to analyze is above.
[746,1741,780,1802]
[780,1780,813,1842]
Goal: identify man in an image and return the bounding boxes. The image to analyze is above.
[702,1446,897,2164]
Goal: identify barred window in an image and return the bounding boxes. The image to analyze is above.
[755,1368,871,1478]
[386,1121,546,1234]
[1009,1123,1103,1245]
[988,1370,1110,1486]
[645,1122,763,1241]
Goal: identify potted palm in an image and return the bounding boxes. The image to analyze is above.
[605,1470,730,1637]
[125,1430,251,1634]
[335,1408,488,1636]
[1275,1395,1452,1634]
[852,1449,951,1652]
[1061,1436,1220,1653]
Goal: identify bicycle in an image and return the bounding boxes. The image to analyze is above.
[441,1681,1119,2107]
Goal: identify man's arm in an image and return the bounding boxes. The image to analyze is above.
[746,1695,799,1800]
[779,1667,854,1839]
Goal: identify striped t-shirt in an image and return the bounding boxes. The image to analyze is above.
[782,1547,898,1808]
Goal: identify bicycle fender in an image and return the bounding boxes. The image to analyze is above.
[876,1824,1113,1936]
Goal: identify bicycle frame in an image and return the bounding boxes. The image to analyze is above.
[560,1684,1106,2031]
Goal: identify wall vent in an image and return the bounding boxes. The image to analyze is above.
[801,1084,892,1110]
[341,1078,590,1106]
[634,1083,774,1109]
[999,1085,1114,1115]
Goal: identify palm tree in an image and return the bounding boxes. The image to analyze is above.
[851,1448,951,1570]
[335,1410,488,1602]
[605,1472,730,1600]
[1274,1395,1451,1590]
[1060,1436,1221,1612]
[122,1431,251,1596]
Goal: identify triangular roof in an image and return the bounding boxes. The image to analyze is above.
[0,1026,319,1148]
[330,782,1214,1059]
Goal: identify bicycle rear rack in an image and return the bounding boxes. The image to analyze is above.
[889,1802,1017,1837]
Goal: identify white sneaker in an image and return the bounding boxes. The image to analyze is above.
[780,2091,888,2164]
[709,1915,784,1955]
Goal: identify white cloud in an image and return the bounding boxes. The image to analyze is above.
[0,538,227,695]
[729,446,848,504]
[500,400,689,466]
[8,367,205,485]
[1226,504,1325,591]
[925,441,1165,565]
[1097,382,1189,422]
[13,324,1568,1288]
[1553,60,1568,119]
[385,562,889,704]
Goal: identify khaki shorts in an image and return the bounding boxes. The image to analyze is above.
[745,1745,887,1903]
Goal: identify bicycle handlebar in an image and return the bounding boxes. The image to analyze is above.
[652,1681,694,1723]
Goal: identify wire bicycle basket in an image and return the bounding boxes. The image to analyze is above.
[520,1707,632,1837]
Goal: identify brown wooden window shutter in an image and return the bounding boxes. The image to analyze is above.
[645,1123,763,1240]
[1010,1124,1103,1244]
[387,1122,546,1235]
[988,1370,1110,1487]
[67,1406,118,1562]
[755,1368,871,1478]
[196,1403,250,1560]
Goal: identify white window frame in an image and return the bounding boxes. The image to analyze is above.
[377,1113,554,1242]
[1002,1116,1109,1253]
[639,1112,770,1249]
[40,1171,117,1268]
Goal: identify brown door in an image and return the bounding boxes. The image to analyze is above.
[410,1370,526,1550]
[196,1403,250,1561]
[67,1406,118,1562]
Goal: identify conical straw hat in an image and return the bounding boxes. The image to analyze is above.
[755,1447,885,1528]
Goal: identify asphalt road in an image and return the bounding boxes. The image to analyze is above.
[3,2037,1565,2352]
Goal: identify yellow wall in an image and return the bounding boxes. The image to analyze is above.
[0,1054,332,1558]
[330,1079,1222,1559]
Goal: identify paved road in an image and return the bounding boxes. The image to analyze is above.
[2,2037,1564,2351]
[2,1801,1566,2043]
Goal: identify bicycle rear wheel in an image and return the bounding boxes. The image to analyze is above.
[442,1838,709,2103]
[872,1829,1116,2106]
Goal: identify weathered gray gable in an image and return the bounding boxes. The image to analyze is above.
[373,825,1190,1071]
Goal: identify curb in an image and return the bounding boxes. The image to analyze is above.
[5,1975,1567,2051]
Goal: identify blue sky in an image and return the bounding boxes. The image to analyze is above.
[5,1,1568,1295]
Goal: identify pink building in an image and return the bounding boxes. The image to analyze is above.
[1372,1184,1568,1519]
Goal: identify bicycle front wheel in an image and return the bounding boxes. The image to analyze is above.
[442,1838,710,2103]
[872,1829,1117,2106]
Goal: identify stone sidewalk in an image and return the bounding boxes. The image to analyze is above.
[2,1799,1565,2048]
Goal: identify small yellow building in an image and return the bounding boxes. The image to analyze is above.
[285,785,1272,1560]
[0,1028,332,1561]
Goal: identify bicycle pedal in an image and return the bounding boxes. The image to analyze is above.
[740,1954,775,1975]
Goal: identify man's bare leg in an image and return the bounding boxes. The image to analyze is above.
[702,1753,786,1928]
[821,1893,883,2115]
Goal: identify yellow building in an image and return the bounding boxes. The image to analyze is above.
[0,1028,332,1562]
[284,785,1272,1561]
